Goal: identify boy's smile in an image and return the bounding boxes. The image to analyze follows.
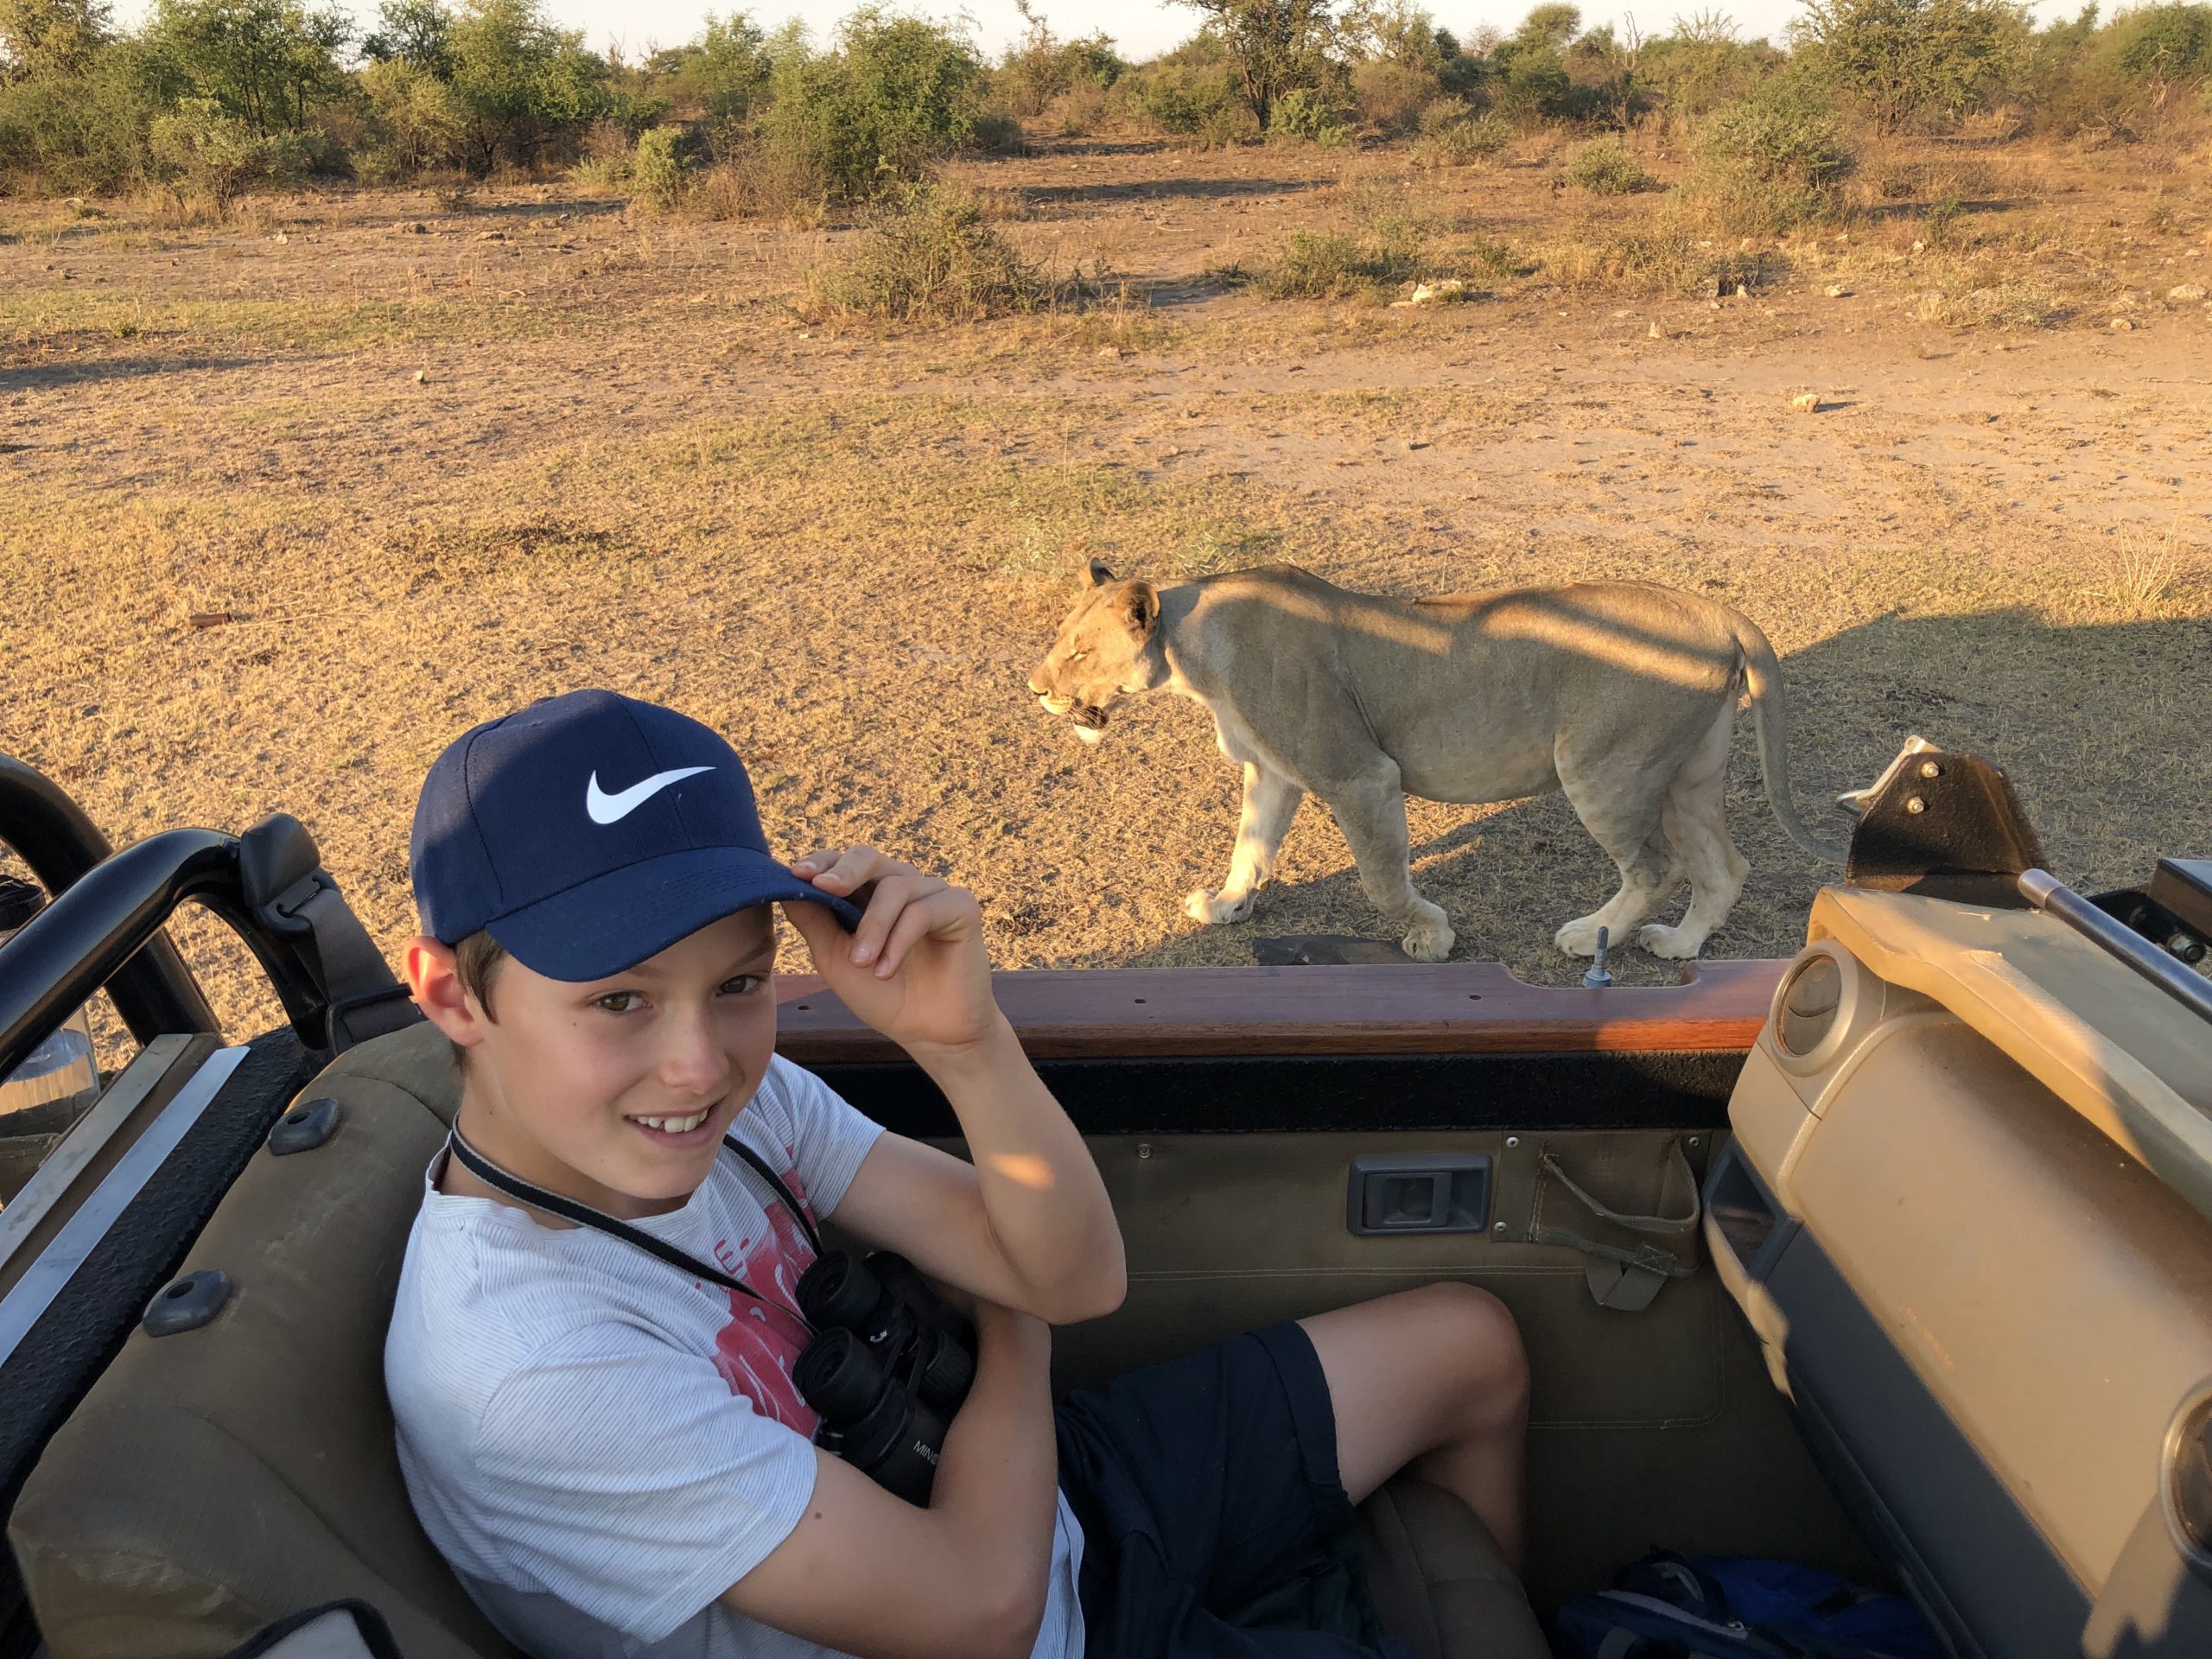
[421,908,783,1221]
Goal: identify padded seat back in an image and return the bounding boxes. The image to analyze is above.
[10,1022,516,1659]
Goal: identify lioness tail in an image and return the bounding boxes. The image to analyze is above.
[1729,612,1848,864]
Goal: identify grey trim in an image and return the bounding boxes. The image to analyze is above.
[0,1033,204,1274]
[0,1045,247,1363]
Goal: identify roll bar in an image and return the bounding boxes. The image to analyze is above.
[0,760,416,1080]
[0,755,217,1044]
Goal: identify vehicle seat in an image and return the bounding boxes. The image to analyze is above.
[10,1022,1548,1659]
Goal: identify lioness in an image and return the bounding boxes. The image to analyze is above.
[1027,561,1843,963]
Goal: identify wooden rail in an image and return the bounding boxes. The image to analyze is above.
[774,959,1786,1063]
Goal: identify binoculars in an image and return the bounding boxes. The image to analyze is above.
[791,1249,976,1505]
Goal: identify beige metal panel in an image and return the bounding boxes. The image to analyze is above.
[1786,1017,2212,1592]
[1808,888,2212,1225]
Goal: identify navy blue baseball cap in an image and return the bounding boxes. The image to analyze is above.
[409,690,860,981]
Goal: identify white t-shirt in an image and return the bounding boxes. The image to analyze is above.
[385,1053,1086,1659]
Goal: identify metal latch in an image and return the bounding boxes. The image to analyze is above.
[1346,1154,1491,1236]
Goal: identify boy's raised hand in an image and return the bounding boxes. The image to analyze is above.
[781,846,1003,1058]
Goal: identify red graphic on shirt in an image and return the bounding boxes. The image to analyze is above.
[707,1147,819,1433]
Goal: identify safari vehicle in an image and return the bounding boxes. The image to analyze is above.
[1,741,2209,1659]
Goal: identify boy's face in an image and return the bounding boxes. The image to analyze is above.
[417,907,782,1219]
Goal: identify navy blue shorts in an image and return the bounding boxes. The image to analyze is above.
[1054,1322,1411,1659]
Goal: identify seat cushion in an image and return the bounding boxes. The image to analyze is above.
[1357,1477,1550,1659]
[10,1022,515,1659]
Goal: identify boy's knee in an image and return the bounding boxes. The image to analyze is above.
[1420,1281,1529,1423]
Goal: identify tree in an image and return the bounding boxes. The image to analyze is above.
[361,0,454,77]
[142,0,350,134]
[445,0,607,170]
[0,0,111,77]
[1793,0,2029,130]
[1172,0,1338,132]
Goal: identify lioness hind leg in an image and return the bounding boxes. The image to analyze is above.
[1638,743,1749,961]
[1185,763,1305,927]
[1326,770,1455,963]
[1554,770,1679,959]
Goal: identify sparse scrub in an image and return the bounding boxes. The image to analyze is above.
[1911,274,2062,327]
[1536,213,1716,295]
[1410,102,1510,165]
[1560,135,1653,193]
[801,183,1086,322]
[2082,521,2201,617]
[1253,227,1421,299]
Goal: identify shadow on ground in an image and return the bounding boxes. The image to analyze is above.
[1048,604,2211,983]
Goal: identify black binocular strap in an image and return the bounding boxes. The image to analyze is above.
[444,1128,818,1320]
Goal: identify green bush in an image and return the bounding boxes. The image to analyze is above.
[0,47,162,194]
[1266,83,1351,144]
[752,8,988,200]
[1681,74,1854,233]
[1409,105,1510,164]
[804,182,1071,321]
[1560,136,1653,192]
[149,93,302,207]
[140,0,352,137]
[358,54,463,176]
[1120,38,1247,142]
[1351,55,1442,133]
[629,122,686,208]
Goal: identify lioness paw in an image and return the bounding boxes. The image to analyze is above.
[1402,912,1455,963]
[1637,922,1705,960]
[1554,917,1605,957]
[1185,888,1255,925]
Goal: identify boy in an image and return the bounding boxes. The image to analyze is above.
[388,689,1529,1659]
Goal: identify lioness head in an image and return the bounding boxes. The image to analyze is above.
[1027,559,1163,746]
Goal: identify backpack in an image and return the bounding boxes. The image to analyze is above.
[1554,1551,1948,1659]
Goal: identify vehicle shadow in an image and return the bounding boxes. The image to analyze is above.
[1025,175,1333,207]
[0,353,263,393]
[1043,601,2211,982]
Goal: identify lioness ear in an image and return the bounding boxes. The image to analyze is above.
[1122,581,1159,639]
[1085,557,1117,588]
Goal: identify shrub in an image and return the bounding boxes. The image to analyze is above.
[1681,75,1854,233]
[0,48,162,195]
[1409,100,1510,164]
[804,183,1072,321]
[358,55,464,177]
[1121,38,1247,142]
[752,7,988,200]
[149,94,301,207]
[1255,227,1421,299]
[140,0,352,137]
[1351,55,1440,133]
[1561,135,1654,192]
[1537,213,1716,294]
[1267,82,1351,143]
[629,122,686,208]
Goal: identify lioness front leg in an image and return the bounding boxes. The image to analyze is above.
[1325,767,1455,963]
[1185,763,1304,925]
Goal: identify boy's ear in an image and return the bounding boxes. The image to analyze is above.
[1084,556,1116,588]
[405,936,487,1053]
[1121,580,1159,639]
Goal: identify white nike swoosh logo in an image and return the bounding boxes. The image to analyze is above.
[586,766,714,824]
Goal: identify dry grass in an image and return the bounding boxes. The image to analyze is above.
[3,136,2210,1047]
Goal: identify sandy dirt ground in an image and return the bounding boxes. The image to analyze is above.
[4,133,2209,1045]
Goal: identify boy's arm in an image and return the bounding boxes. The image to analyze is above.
[721,1302,1058,1659]
[782,849,1126,1326]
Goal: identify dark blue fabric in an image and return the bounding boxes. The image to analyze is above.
[1056,1322,1414,1659]
[408,689,857,978]
[1556,1549,1946,1659]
